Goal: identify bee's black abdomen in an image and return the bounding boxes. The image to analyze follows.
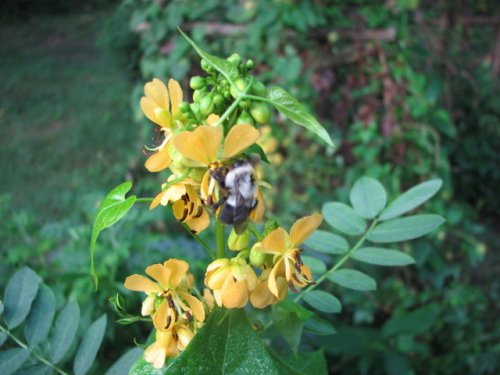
[219,203,252,225]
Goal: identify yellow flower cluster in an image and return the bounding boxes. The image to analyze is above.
[205,213,323,309]
[124,259,206,368]
[140,78,264,233]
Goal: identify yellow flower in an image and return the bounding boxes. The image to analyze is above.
[144,324,194,368]
[254,214,323,300]
[204,257,257,309]
[140,78,183,173]
[249,268,287,308]
[150,177,210,234]
[124,259,205,331]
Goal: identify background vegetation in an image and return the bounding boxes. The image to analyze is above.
[1,0,499,373]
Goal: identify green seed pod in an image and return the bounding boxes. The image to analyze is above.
[190,102,200,117]
[179,101,190,113]
[228,228,250,251]
[239,99,251,109]
[190,76,205,90]
[193,89,203,103]
[236,111,254,125]
[200,59,210,72]
[246,59,254,69]
[251,81,267,96]
[199,95,214,116]
[250,102,271,124]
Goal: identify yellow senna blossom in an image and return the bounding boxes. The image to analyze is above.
[144,324,194,368]
[124,259,205,331]
[253,214,323,299]
[250,268,287,308]
[150,177,210,234]
[205,257,257,309]
[140,78,183,172]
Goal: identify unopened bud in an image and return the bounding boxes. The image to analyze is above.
[228,228,250,251]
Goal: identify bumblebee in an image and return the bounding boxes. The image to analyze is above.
[210,159,258,227]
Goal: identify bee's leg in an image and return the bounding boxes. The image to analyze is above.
[251,199,258,209]
[211,196,227,211]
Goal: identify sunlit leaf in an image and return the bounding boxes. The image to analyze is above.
[328,269,376,291]
[304,230,349,254]
[90,181,137,288]
[3,267,40,329]
[368,214,445,243]
[50,300,80,364]
[178,28,239,86]
[349,177,387,219]
[352,247,415,266]
[74,314,107,375]
[322,202,366,236]
[303,290,342,313]
[0,348,30,375]
[130,309,279,374]
[24,284,56,346]
[379,179,443,221]
[267,86,334,147]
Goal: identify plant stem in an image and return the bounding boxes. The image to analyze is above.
[0,324,69,375]
[135,197,154,203]
[214,78,254,127]
[243,94,271,103]
[215,219,225,258]
[294,219,379,302]
[181,223,216,259]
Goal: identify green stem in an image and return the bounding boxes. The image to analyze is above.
[294,219,378,302]
[181,223,215,259]
[0,324,69,375]
[214,78,254,127]
[215,219,225,258]
[242,94,271,103]
[136,197,154,203]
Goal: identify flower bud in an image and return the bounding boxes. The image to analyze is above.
[213,94,225,106]
[227,53,241,66]
[249,244,269,267]
[228,228,250,251]
[199,95,214,116]
[236,111,254,126]
[190,76,205,90]
[250,102,271,124]
[251,81,267,96]
[246,59,254,69]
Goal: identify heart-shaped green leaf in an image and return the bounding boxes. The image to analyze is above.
[90,181,136,288]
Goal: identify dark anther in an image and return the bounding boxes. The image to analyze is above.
[193,206,203,218]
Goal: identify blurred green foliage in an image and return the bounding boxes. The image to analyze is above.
[1,0,499,373]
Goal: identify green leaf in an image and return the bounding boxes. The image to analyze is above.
[50,300,80,364]
[349,177,387,219]
[303,315,336,336]
[302,255,327,275]
[130,309,279,374]
[267,86,334,147]
[246,143,271,164]
[90,181,137,288]
[384,352,411,375]
[303,291,342,313]
[382,304,441,337]
[0,300,3,315]
[272,350,328,375]
[322,202,366,236]
[12,364,52,375]
[0,348,30,375]
[178,28,239,86]
[24,284,56,346]
[328,269,376,291]
[272,304,304,353]
[0,332,7,347]
[352,247,415,266]
[73,314,107,375]
[276,299,314,321]
[3,267,40,329]
[304,230,349,254]
[368,214,445,243]
[105,347,143,375]
[379,179,443,221]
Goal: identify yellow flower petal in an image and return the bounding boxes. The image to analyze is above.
[290,213,323,246]
[261,228,289,254]
[151,78,170,108]
[249,280,274,308]
[124,274,163,293]
[160,183,187,205]
[267,260,281,298]
[206,113,220,126]
[249,187,265,222]
[146,264,171,290]
[199,170,211,201]
[154,108,172,128]
[145,146,172,172]
[140,97,160,125]
[223,124,260,158]
[173,125,222,164]
[163,259,189,288]
[185,208,210,234]
[152,299,169,331]
[221,279,248,308]
[181,292,205,322]
[144,341,167,369]
[168,79,182,115]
